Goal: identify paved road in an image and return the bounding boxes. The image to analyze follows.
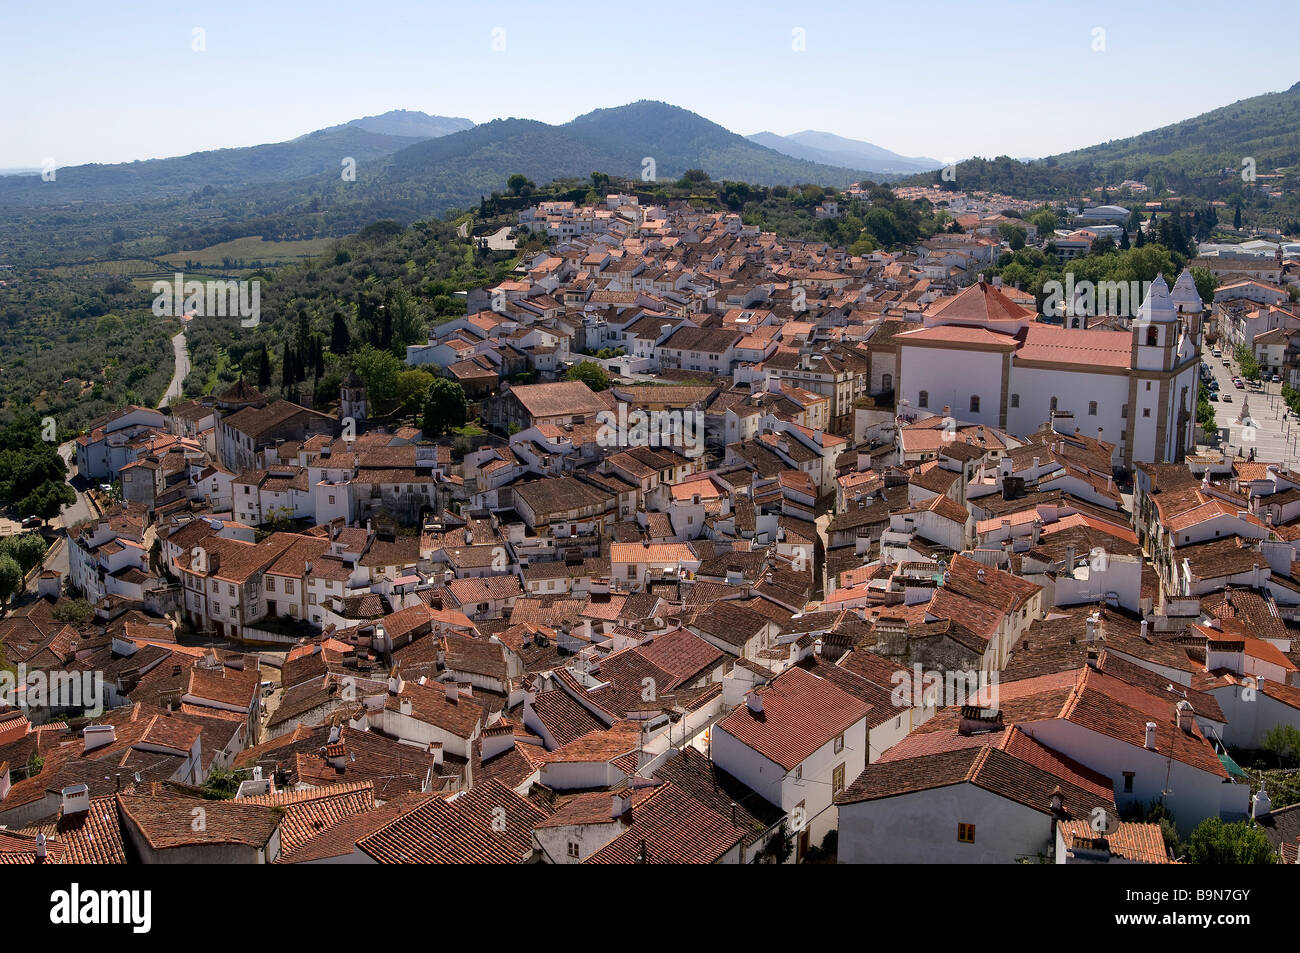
[159,331,189,408]
[1204,350,1300,465]
[56,440,95,529]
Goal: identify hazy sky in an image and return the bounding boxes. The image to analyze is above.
[2,0,1295,169]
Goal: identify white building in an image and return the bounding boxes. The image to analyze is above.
[895,274,1202,466]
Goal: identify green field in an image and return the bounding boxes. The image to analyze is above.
[159,235,337,267]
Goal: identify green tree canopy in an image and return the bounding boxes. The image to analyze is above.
[1184,818,1275,864]
[422,377,468,437]
[566,361,610,392]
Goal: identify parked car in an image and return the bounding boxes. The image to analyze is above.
[1208,379,1219,390]
[1224,359,1232,366]
[20,516,41,529]
[1273,374,1282,383]
[1212,348,1223,357]
[1222,393,1233,402]
[1234,378,1245,389]
[1208,391,1218,401]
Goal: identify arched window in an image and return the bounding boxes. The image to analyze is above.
[1146,326,1159,347]
[881,373,893,393]
[918,390,929,409]
[1071,317,1081,328]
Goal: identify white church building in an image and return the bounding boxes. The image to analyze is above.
[895,271,1204,467]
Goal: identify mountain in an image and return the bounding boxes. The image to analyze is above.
[339,109,474,139]
[748,129,942,175]
[1048,83,1300,177]
[0,113,472,207]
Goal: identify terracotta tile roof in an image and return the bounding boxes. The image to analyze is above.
[356,779,547,863]
[583,782,748,864]
[716,667,870,771]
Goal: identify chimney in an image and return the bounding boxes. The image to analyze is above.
[1252,787,1272,820]
[429,742,444,767]
[1144,722,1158,750]
[612,792,630,818]
[747,691,764,715]
[977,567,986,584]
[445,681,459,704]
[1064,545,1076,575]
[1085,612,1099,644]
[82,724,116,754]
[399,696,412,716]
[35,832,47,860]
[1176,700,1194,734]
[61,784,90,817]
[1086,647,1100,669]
[1140,619,1149,642]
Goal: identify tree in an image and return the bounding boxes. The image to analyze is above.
[566,361,610,392]
[507,174,534,196]
[1234,205,1243,230]
[997,223,1027,250]
[1192,267,1218,305]
[0,533,47,574]
[51,598,94,625]
[1184,818,1275,864]
[422,378,468,436]
[396,369,436,418]
[330,311,351,355]
[350,345,403,409]
[20,480,75,527]
[1262,724,1300,767]
[0,554,21,603]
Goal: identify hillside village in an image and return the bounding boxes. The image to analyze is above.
[5,189,1300,866]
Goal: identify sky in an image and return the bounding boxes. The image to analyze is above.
[2,0,1296,169]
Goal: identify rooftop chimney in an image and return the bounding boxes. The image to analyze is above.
[1144,722,1157,750]
[747,691,764,715]
[445,680,459,704]
[61,783,91,817]
[82,724,116,754]
[612,792,630,818]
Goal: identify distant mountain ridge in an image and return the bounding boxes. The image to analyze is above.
[748,129,941,175]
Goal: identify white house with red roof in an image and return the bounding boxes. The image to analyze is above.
[711,666,871,860]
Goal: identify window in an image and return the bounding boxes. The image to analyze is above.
[958,823,976,843]
[1088,401,1098,416]
[1010,393,1019,408]
[328,495,335,505]
[881,373,893,392]
[266,578,275,592]
[285,579,295,594]
[1122,404,1129,419]
[567,842,580,859]
[1147,327,1158,347]
[834,733,844,754]
[1123,771,1135,794]
[1143,408,1151,418]
[1050,396,1058,412]
[969,395,980,414]
[228,584,235,597]
[918,390,929,409]
[1145,381,1152,391]
[832,763,845,796]
[795,764,803,781]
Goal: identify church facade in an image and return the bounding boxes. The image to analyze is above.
[895,271,1204,467]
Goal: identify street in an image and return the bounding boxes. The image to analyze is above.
[1204,348,1300,465]
[160,330,190,408]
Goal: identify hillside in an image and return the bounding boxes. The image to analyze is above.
[1048,83,1300,182]
[748,129,940,175]
[0,113,469,207]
